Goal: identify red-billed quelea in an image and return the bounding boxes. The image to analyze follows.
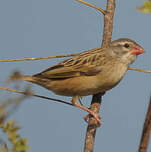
[10,38,145,125]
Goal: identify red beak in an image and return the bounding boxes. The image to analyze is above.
[131,45,145,55]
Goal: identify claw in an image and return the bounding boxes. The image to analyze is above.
[72,96,101,126]
[84,113,101,126]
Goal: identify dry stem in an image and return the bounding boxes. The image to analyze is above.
[1,56,151,74]
[0,53,78,62]
[0,86,73,107]
[76,0,106,15]
[139,97,151,152]
[83,0,115,152]
[128,68,151,73]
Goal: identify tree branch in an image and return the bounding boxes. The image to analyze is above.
[84,0,115,152]
[128,68,151,74]
[0,86,73,107]
[139,96,151,152]
[0,53,79,62]
[76,0,106,15]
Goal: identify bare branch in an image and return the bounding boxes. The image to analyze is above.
[102,0,115,47]
[0,86,73,107]
[0,53,79,62]
[84,0,115,152]
[128,68,151,74]
[76,0,106,15]
[139,97,151,152]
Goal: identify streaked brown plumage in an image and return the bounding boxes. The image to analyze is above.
[11,38,145,125]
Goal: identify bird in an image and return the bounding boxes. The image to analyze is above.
[10,38,145,125]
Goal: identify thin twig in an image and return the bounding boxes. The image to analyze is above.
[128,68,151,74]
[1,55,151,75]
[139,96,151,152]
[0,53,79,62]
[84,0,115,152]
[76,0,106,15]
[0,86,73,107]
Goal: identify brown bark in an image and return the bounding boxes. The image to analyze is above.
[84,0,115,152]
[139,97,151,152]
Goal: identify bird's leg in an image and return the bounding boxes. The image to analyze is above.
[78,96,84,106]
[71,96,101,126]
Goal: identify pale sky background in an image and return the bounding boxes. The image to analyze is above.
[0,0,151,152]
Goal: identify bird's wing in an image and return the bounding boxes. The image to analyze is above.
[35,48,106,79]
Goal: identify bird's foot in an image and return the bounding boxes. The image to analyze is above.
[72,96,101,126]
[84,113,101,126]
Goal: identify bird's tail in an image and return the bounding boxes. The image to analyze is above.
[7,71,50,87]
[7,71,34,83]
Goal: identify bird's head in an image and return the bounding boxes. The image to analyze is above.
[108,38,145,65]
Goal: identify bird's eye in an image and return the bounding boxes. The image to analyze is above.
[124,43,129,48]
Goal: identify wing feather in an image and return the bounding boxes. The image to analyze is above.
[35,48,107,79]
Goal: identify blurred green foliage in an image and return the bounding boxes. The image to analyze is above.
[0,120,29,152]
[0,93,29,152]
[137,0,151,13]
